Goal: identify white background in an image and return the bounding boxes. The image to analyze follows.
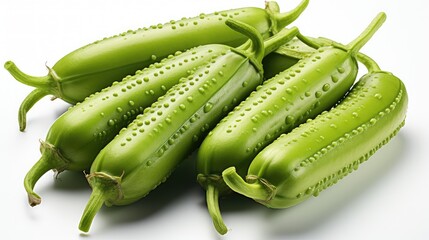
[1,0,428,239]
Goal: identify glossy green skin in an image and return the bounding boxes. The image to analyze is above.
[6,1,309,131]
[45,45,226,171]
[244,72,408,208]
[90,51,262,205]
[262,53,298,79]
[197,46,358,188]
[45,6,288,103]
[24,45,226,207]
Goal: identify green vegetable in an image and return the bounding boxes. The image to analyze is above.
[222,40,408,210]
[78,19,299,233]
[23,43,230,207]
[196,12,387,234]
[262,37,316,79]
[262,35,380,79]
[4,0,309,131]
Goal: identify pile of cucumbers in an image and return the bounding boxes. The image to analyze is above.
[5,0,408,235]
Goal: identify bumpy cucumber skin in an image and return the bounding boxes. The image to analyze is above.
[23,45,226,206]
[6,1,310,131]
[46,45,226,171]
[246,72,408,208]
[197,46,358,185]
[90,51,262,205]
[52,8,274,102]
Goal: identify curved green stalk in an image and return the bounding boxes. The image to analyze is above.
[267,0,309,33]
[79,187,106,233]
[5,61,59,131]
[357,52,381,72]
[23,141,69,206]
[206,184,227,235]
[347,12,386,55]
[296,33,322,50]
[294,12,386,56]
[225,19,264,62]
[23,156,53,206]
[222,167,272,201]
[263,27,299,57]
[18,89,50,132]
[4,61,53,89]
[79,172,123,232]
[229,20,298,77]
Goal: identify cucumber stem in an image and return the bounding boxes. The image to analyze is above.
[222,167,272,201]
[18,89,49,131]
[23,155,53,207]
[5,61,60,130]
[226,19,264,62]
[79,172,123,232]
[263,27,299,57]
[23,140,68,206]
[4,61,53,89]
[79,187,106,233]
[357,52,381,72]
[267,0,310,33]
[347,12,387,55]
[206,184,227,235]
[296,33,322,50]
